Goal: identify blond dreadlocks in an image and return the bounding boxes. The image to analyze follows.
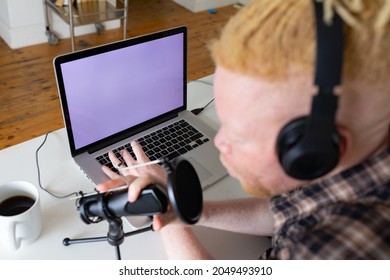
[210,0,390,83]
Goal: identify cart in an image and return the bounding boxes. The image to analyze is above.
[43,0,128,52]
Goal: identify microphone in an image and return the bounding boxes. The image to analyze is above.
[75,157,202,225]
[78,185,168,224]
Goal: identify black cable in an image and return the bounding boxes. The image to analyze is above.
[191,98,215,115]
[36,131,79,199]
[187,79,215,115]
[187,79,213,86]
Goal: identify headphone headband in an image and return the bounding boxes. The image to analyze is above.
[313,1,344,88]
[276,1,343,180]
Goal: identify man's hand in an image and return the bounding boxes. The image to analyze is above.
[96,141,184,230]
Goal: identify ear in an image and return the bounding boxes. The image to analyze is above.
[336,125,352,160]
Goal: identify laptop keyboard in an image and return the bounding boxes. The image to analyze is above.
[95,119,209,173]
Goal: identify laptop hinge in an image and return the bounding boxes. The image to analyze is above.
[88,113,179,154]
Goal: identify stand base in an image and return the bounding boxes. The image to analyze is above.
[63,223,153,260]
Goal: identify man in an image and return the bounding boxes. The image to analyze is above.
[97,0,390,259]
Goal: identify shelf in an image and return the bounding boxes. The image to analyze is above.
[46,0,126,26]
[43,0,127,51]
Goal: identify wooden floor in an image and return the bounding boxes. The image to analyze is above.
[0,1,239,150]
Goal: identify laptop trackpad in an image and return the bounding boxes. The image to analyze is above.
[186,157,212,182]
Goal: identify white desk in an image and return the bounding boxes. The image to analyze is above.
[0,76,271,259]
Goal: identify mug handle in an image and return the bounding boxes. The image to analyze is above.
[7,221,20,250]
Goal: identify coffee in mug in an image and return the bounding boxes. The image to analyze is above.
[0,181,42,251]
[0,195,36,216]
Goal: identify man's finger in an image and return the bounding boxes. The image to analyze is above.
[96,175,136,192]
[102,165,122,180]
[128,174,160,202]
[131,141,149,162]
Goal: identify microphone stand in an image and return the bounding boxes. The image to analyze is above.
[63,216,153,260]
[62,157,202,259]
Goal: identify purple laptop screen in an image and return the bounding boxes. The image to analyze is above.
[60,33,184,150]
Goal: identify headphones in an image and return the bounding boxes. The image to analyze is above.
[276,1,344,180]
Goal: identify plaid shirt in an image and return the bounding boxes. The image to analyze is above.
[266,147,390,259]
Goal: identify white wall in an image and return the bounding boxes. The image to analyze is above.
[0,0,46,48]
[0,0,119,49]
[171,0,236,13]
[238,0,250,5]
[172,0,249,13]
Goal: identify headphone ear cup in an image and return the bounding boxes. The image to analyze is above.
[276,116,340,180]
[276,116,307,176]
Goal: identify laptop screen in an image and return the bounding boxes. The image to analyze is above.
[55,27,186,153]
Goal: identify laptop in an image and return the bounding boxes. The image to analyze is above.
[53,26,227,190]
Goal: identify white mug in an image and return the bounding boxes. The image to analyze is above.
[0,181,42,251]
